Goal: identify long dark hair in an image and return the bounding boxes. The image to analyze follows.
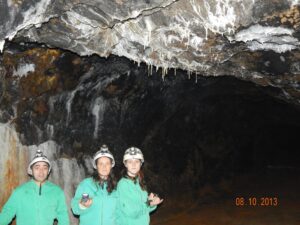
[122,168,147,191]
[92,159,117,193]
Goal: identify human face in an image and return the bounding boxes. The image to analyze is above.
[32,161,49,183]
[125,159,141,177]
[96,157,112,179]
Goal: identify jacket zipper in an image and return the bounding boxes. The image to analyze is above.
[39,183,42,195]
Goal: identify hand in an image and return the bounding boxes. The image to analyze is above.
[80,198,93,208]
[148,193,164,206]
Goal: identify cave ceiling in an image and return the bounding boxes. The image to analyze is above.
[1,0,300,105]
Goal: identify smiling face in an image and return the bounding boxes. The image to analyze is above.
[31,161,49,183]
[124,158,142,177]
[96,156,112,179]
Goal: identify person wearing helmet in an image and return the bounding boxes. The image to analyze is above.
[71,144,117,225]
[0,150,69,225]
[117,147,163,225]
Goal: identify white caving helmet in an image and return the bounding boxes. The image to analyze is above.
[123,147,144,164]
[27,149,51,175]
[92,144,115,169]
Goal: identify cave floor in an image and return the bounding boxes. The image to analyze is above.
[151,170,300,225]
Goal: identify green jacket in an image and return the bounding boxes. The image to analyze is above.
[0,179,69,225]
[116,178,156,225]
[71,178,117,225]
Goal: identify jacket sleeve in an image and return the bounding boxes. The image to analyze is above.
[0,190,18,225]
[117,180,156,219]
[56,190,70,225]
[71,181,93,215]
[147,204,157,213]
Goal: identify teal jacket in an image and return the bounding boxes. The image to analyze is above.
[116,178,156,225]
[0,179,69,225]
[71,178,117,225]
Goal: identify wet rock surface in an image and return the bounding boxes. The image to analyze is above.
[1,0,300,103]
